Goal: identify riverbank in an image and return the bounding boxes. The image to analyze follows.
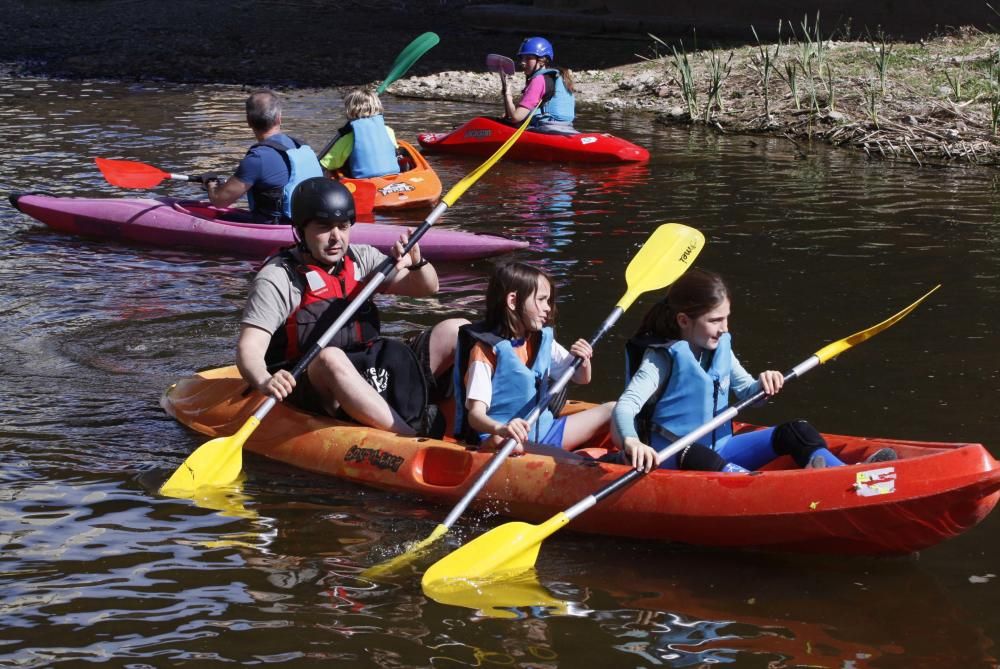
[2,1,998,166]
[391,26,1000,167]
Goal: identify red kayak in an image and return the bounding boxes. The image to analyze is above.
[418,117,650,163]
[163,365,1000,556]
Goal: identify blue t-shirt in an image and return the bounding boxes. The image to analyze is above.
[234,133,295,219]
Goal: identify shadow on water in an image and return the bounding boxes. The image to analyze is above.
[1,77,999,666]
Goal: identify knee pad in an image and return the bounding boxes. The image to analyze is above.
[772,420,827,466]
[679,443,728,472]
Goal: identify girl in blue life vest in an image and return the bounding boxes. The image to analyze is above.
[499,36,577,135]
[611,269,897,473]
[454,262,613,454]
[320,88,400,179]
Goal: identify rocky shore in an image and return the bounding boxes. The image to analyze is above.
[3,1,998,166]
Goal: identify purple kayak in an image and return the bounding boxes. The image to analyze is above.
[8,194,527,261]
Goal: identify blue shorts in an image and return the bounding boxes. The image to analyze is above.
[537,416,568,448]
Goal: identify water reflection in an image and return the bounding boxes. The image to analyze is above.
[2,76,1000,667]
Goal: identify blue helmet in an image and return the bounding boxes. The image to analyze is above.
[517,36,553,60]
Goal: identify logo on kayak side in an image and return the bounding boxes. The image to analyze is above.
[854,467,896,497]
[345,445,405,473]
[464,129,492,138]
[379,182,415,195]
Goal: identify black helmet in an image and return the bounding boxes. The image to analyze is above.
[290,177,356,230]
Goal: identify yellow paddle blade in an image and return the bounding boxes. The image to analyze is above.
[422,513,570,588]
[815,285,940,363]
[424,570,573,618]
[442,112,534,207]
[159,416,260,495]
[618,223,705,311]
[361,523,448,580]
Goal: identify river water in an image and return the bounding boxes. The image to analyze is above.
[1,77,999,667]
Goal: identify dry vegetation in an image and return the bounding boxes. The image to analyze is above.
[393,22,1000,166]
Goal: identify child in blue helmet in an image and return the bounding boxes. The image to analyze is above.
[500,36,578,135]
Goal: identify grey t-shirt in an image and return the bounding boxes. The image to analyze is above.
[241,244,388,335]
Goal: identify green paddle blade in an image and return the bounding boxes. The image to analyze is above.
[160,415,260,495]
[422,513,570,588]
[376,32,440,94]
[619,223,705,311]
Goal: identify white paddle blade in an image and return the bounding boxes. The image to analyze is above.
[486,53,516,75]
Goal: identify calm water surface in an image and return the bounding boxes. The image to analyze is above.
[1,77,998,667]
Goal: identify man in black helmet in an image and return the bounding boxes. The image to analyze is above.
[236,177,466,435]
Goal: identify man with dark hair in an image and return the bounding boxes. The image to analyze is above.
[206,89,323,223]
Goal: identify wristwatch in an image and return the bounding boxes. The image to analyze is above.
[410,258,430,270]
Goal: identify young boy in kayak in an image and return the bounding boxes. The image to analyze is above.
[205,89,323,224]
[454,262,612,453]
[499,36,577,135]
[611,268,896,472]
[237,177,465,436]
[320,88,400,179]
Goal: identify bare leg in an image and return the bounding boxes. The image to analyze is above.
[561,402,615,450]
[307,347,415,435]
[427,317,469,375]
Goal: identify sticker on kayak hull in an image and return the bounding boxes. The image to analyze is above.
[345,445,404,473]
[855,467,896,497]
[580,136,597,145]
[379,182,415,196]
[464,129,492,139]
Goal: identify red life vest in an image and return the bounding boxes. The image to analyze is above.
[264,249,381,368]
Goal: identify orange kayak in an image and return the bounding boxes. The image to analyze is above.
[340,140,441,211]
[162,366,1000,556]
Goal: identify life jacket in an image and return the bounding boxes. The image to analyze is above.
[246,136,324,222]
[348,115,401,179]
[263,249,439,436]
[625,333,734,457]
[263,249,380,368]
[526,68,575,125]
[453,322,556,446]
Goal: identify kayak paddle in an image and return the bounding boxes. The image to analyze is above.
[486,53,516,75]
[376,32,440,95]
[318,32,440,161]
[362,222,705,579]
[421,284,941,589]
[160,111,537,496]
[95,157,201,189]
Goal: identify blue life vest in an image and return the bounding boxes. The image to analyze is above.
[629,333,734,455]
[348,115,400,179]
[529,68,575,125]
[247,136,323,222]
[453,323,556,445]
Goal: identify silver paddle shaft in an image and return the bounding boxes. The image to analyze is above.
[561,355,822,521]
[440,306,625,529]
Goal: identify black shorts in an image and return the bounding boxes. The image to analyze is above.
[285,328,450,417]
